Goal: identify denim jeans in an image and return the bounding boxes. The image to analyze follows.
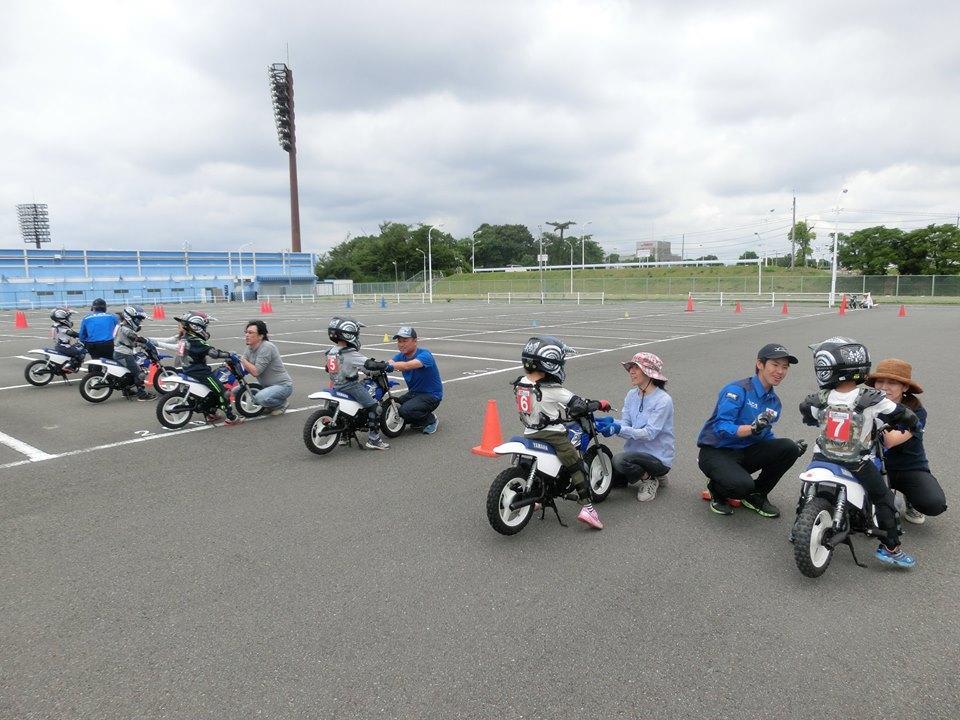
[253,383,293,409]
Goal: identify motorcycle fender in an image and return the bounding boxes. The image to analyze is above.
[492,442,563,477]
[799,468,867,509]
[85,360,128,378]
[307,390,361,416]
[175,378,212,397]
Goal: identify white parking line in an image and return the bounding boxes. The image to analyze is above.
[0,430,55,462]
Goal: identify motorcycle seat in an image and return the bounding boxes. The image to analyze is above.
[508,436,558,455]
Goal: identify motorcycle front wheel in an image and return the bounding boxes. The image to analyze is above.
[79,372,112,402]
[380,401,406,438]
[235,382,265,418]
[156,390,194,429]
[303,409,342,455]
[486,467,534,535]
[24,360,54,386]
[793,496,836,578]
[584,445,614,504]
[153,365,181,394]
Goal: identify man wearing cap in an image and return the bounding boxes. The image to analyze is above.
[79,298,118,359]
[596,352,675,502]
[696,344,807,517]
[390,326,443,434]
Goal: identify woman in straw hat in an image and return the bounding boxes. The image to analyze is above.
[866,359,947,525]
[595,352,675,502]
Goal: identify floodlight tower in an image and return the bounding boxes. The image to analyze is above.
[269,62,302,253]
[17,204,51,249]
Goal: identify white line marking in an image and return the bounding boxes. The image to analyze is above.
[429,352,519,363]
[0,430,55,461]
[283,362,325,370]
[0,383,36,391]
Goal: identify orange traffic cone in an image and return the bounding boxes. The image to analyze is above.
[145,363,158,387]
[685,294,695,312]
[734,301,742,314]
[471,399,504,457]
[267,300,274,313]
[259,300,267,314]
[14,310,28,329]
[700,489,742,508]
[838,294,847,316]
[781,302,789,315]
[898,304,907,317]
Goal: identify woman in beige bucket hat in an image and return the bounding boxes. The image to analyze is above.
[866,359,947,524]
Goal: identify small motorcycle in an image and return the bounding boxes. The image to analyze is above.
[154,355,264,429]
[486,402,614,535]
[302,367,404,455]
[79,342,170,402]
[792,428,892,578]
[24,343,87,386]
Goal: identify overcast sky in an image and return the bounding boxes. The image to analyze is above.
[3,0,959,261]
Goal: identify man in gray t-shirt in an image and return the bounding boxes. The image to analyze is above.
[240,320,293,416]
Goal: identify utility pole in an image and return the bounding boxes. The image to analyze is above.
[790,193,797,268]
[681,233,685,262]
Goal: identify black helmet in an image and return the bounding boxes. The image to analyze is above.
[50,307,74,327]
[91,298,107,312]
[809,336,871,389]
[178,312,211,340]
[521,336,575,383]
[328,316,365,349]
[121,305,147,331]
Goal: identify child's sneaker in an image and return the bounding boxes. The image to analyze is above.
[875,544,917,569]
[365,435,390,450]
[223,415,243,426]
[576,504,603,529]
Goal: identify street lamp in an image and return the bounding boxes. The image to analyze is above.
[754,232,764,267]
[830,188,848,306]
[567,240,576,293]
[471,230,482,273]
[426,223,443,304]
[237,242,253,302]
[391,260,398,288]
[581,221,592,269]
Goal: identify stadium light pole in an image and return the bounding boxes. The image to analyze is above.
[830,188,848,306]
[238,242,253,302]
[427,223,443,303]
[268,63,302,253]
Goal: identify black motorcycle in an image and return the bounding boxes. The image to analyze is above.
[155,354,263,428]
[79,342,168,402]
[24,342,87,386]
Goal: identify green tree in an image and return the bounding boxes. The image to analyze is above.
[902,224,960,275]
[739,250,759,260]
[791,221,817,267]
[838,226,901,275]
[470,224,538,268]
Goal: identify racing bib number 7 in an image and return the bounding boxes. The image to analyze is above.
[825,410,852,441]
[516,387,534,414]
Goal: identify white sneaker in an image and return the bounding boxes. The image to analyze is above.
[903,503,926,525]
[636,477,659,502]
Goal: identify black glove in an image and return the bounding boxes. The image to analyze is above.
[750,409,775,435]
[880,405,920,434]
[794,439,808,456]
[66,329,79,338]
[364,358,388,372]
[799,394,821,427]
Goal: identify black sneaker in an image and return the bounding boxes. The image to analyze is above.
[710,499,734,516]
[741,493,780,518]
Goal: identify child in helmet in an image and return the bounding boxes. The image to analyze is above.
[513,336,609,529]
[113,305,156,401]
[49,307,85,370]
[177,311,241,425]
[799,336,922,568]
[325,316,389,450]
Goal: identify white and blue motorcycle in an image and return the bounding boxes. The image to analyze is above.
[486,401,613,535]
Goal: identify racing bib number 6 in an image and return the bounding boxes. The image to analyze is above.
[516,387,534,414]
[826,410,852,441]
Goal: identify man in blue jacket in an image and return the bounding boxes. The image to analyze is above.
[78,298,119,359]
[697,344,806,517]
[390,326,443,435]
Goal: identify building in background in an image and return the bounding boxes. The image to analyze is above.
[635,240,679,262]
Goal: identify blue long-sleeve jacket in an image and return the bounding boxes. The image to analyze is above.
[696,375,782,449]
[616,386,675,467]
[78,312,118,343]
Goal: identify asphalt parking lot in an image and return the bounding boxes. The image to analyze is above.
[2,299,958,719]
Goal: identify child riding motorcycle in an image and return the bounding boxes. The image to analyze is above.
[113,305,156,401]
[512,336,610,529]
[799,336,922,568]
[177,312,241,425]
[49,307,85,370]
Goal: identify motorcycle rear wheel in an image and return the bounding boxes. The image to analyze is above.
[79,372,113,402]
[24,360,54,386]
[303,409,341,455]
[794,496,836,578]
[156,390,194,429]
[486,467,534,535]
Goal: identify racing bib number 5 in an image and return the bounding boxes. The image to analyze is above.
[516,387,534,414]
[325,355,340,374]
[825,410,852,441]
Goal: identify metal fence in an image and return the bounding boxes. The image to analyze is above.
[357,274,960,298]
